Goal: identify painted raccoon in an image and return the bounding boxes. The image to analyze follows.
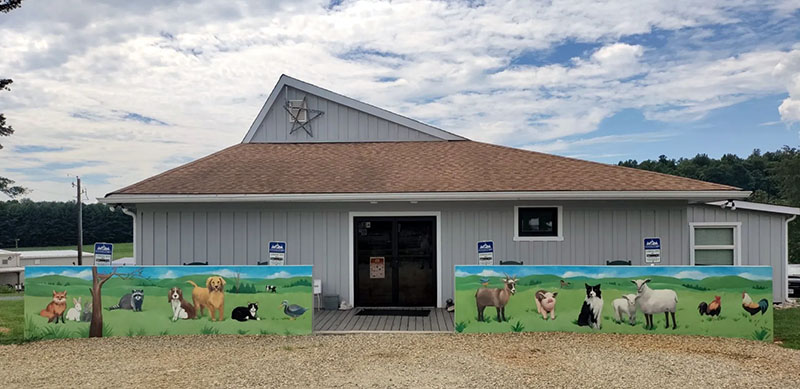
[108,289,144,311]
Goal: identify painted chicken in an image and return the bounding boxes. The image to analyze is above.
[698,296,721,317]
[741,291,769,316]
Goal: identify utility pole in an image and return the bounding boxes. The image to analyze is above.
[72,176,85,265]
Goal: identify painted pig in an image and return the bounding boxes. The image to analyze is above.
[534,290,558,320]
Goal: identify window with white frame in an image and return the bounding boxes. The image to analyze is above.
[690,223,740,266]
[514,206,563,241]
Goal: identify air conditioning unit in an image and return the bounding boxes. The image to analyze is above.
[288,99,308,123]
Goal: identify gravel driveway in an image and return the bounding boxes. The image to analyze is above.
[1,333,799,388]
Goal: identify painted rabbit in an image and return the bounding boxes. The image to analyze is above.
[80,302,93,322]
[66,297,82,321]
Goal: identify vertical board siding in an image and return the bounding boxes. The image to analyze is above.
[134,202,785,305]
[251,86,442,143]
[688,205,787,301]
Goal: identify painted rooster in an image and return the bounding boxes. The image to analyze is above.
[741,291,769,316]
[698,296,721,317]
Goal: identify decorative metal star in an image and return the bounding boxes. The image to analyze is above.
[284,96,324,137]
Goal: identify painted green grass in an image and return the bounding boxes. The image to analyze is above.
[5,243,133,260]
[24,275,312,339]
[0,299,24,344]
[774,307,800,349]
[455,275,773,341]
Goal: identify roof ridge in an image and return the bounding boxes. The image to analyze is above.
[471,141,740,191]
[106,144,243,197]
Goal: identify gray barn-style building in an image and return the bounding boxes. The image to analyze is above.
[100,75,799,306]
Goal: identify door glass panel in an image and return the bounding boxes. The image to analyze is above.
[397,220,435,306]
[355,219,393,306]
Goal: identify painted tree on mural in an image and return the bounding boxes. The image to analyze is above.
[89,266,143,338]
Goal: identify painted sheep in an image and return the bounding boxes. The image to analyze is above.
[612,294,637,325]
[631,279,678,330]
[534,290,558,320]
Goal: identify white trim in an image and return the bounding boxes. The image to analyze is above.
[513,205,564,241]
[119,207,137,263]
[706,200,800,216]
[348,211,443,308]
[241,74,465,143]
[100,190,751,204]
[689,222,742,266]
[787,215,797,302]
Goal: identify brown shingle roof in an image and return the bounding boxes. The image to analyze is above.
[109,141,738,195]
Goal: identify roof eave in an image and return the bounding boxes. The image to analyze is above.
[100,190,751,204]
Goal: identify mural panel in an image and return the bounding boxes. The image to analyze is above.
[24,265,313,340]
[454,265,773,341]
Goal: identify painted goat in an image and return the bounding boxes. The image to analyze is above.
[475,275,517,322]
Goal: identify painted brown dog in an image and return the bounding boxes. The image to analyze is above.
[187,276,226,321]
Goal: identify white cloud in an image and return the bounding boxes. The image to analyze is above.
[36,269,93,280]
[562,271,590,278]
[454,270,470,277]
[737,272,771,281]
[477,269,505,278]
[1,1,798,200]
[160,270,177,279]
[266,271,292,279]
[213,269,243,279]
[672,270,707,280]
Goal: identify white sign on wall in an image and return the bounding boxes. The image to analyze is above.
[477,240,494,266]
[644,237,661,263]
[268,241,286,266]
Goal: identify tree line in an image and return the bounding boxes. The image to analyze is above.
[619,146,800,263]
[0,199,132,248]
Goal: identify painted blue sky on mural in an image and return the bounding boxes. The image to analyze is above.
[25,266,312,281]
[455,265,772,281]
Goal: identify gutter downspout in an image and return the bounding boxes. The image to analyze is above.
[787,214,797,302]
[113,206,137,264]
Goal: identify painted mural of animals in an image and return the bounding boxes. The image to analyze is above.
[265,285,277,293]
[187,276,226,321]
[65,297,83,322]
[167,287,196,321]
[40,290,67,323]
[577,284,603,329]
[698,296,721,317]
[612,294,637,325]
[741,291,769,316]
[475,274,517,322]
[560,280,571,288]
[534,290,558,320]
[281,300,308,320]
[632,279,677,330]
[108,289,144,311]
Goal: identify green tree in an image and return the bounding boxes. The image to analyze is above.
[0,0,23,13]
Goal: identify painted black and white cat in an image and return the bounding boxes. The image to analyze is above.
[108,289,144,312]
[231,303,260,322]
[577,284,603,330]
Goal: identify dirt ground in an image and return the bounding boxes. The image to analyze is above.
[1,332,799,388]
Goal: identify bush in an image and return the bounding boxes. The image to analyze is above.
[682,283,710,291]
[286,278,312,287]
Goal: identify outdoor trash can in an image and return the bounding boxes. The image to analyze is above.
[323,295,339,310]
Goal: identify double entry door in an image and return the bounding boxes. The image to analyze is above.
[354,216,436,307]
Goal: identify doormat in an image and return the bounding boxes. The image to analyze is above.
[356,309,430,317]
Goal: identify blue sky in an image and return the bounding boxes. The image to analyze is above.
[0,1,799,200]
[455,265,773,281]
[25,265,312,281]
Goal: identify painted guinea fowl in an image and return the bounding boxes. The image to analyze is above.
[281,300,308,320]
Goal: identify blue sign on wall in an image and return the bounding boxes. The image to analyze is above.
[644,238,661,250]
[269,241,286,253]
[477,241,494,253]
[94,242,113,263]
[644,237,661,263]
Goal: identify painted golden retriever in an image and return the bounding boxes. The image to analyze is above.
[187,276,226,321]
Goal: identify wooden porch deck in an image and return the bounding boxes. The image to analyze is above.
[313,308,454,333]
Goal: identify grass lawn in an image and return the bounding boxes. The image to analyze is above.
[775,307,800,349]
[2,243,133,260]
[0,299,24,345]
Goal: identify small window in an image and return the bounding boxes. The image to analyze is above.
[288,99,308,123]
[514,206,563,241]
[690,223,740,266]
[1,259,7,265]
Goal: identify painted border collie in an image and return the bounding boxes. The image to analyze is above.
[577,283,603,330]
